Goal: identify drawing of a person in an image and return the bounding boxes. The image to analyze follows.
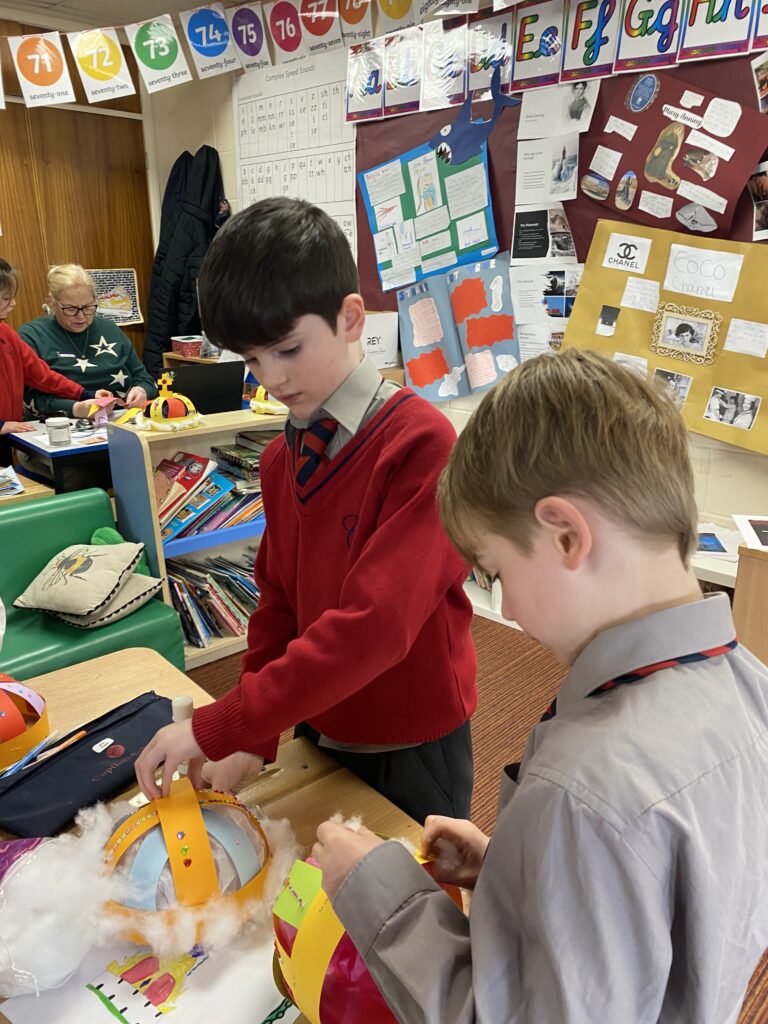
[417,171,438,214]
[645,123,684,190]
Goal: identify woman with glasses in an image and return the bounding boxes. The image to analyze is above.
[18,264,158,421]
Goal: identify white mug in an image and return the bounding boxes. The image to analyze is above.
[45,417,71,446]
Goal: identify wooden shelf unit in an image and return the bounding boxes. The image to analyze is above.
[107,410,285,668]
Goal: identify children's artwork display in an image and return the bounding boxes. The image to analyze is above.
[397,253,519,400]
[565,218,768,455]
[580,70,768,236]
[359,139,498,290]
[234,49,356,254]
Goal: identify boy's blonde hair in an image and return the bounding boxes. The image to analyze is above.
[47,264,95,299]
[439,349,698,565]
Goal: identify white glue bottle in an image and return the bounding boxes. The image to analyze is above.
[172,695,194,777]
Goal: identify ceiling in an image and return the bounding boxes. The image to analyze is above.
[0,1,198,29]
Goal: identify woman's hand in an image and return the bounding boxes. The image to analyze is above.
[71,400,95,419]
[125,386,147,409]
[0,421,36,435]
[420,816,490,889]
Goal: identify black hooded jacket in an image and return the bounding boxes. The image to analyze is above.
[143,145,230,376]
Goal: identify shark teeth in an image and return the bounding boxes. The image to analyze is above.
[436,142,452,163]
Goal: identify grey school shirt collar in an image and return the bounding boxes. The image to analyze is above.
[284,356,382,447]
[557,592,736,718]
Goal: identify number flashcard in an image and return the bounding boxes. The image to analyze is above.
[8,32,75,107]
[339,0,374,46]
[125,14,193,93]
[227,3,272,72]
[300,0,345,55]
[67,28,135,102]
[180,3,243,78]
[265,0,310,63]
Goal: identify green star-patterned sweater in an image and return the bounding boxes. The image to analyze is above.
[18,315,158,418]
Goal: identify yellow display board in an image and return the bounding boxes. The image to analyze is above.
[564,219,768,456]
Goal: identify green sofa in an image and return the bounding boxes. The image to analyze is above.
[0,488,185,679]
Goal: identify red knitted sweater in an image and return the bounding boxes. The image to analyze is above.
[0,322,84,424]
[192,389,477,762]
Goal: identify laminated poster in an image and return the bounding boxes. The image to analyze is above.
[375,0,417,35]
[339,0,374,46]
[561,0,622,82]
[264,0,309,63]
[613,0,684,73]
[678,0,758,61]
[179,3,243,78]
[467,10,514,97]
[347,38,385,120]
[125,15,193,93]
[579,69,768,236]
[359,140,498,291]
[8,32,76,107]
[564,218,768,457]
[420,18,467,111]
[298,0,345,56]
[510,0,566,91]
[383,26,423,117]
[67,28,136,102]
[226,4,272,72]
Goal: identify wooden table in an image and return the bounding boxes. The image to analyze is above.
[0,648,421,1023]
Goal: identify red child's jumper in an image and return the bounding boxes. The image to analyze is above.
[0,322,85,425]
[192,389,478,762]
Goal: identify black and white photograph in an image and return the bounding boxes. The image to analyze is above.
[652,368,693,409]
[651,303,720,365]
[550,137,579,197]
[703,387,761,430]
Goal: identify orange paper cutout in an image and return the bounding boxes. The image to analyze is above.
[466,315,515,350]
[450,278,487,324]
[407,348,450,387]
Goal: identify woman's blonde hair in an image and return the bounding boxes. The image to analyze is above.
[438,349,698,566]
[47,264,95,299]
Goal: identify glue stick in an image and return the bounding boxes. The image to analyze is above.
[172,696,194,777]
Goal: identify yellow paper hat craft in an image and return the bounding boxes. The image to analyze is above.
[0,674,49,772]
[105,778,270,944]
[136,373,202,432]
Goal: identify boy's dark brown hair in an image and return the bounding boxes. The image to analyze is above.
[439,349,698,565]
[197,197,359,352]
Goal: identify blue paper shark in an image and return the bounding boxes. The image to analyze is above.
[428,67,520,167]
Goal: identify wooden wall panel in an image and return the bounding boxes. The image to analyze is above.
[0,19,154,357]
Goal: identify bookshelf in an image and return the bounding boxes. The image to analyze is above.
[107,410,285,669]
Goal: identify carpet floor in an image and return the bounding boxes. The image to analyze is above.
[189,616,766,1019]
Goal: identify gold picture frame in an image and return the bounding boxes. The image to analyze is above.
[650,303,721,366]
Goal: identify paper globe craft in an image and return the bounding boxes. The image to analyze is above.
[105,778,270,944]
[135,373,201,432]
[273,849,462,1024]
[0,674,49,772]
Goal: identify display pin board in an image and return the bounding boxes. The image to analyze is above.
[358,140,498,292]
[564,219,768,456]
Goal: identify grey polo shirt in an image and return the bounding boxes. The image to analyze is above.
[333,593,768,1023]
[286,355,406,754]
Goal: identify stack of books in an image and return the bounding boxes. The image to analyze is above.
[166,551,260,649]
[0,467,24,498]
[210,430,278,486]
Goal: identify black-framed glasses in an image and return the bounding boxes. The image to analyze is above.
[56,300,98,317]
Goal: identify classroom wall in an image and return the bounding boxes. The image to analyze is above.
[140,75,768,522]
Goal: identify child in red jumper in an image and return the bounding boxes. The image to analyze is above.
[136,198,478,823]
[0,259,108,466]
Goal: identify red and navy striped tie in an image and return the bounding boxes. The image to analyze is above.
[540,638,738,721]
[296,417,338,488]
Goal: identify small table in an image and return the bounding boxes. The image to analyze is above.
[7,423,109,493]
[0,648,420,1024]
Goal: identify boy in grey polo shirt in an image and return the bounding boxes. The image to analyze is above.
[312,350,768,1023]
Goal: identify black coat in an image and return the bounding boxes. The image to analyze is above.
[143,145,229,376]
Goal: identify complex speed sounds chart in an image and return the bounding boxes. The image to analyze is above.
[235,50,356,253]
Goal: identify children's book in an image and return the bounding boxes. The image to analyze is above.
[0,467,24,497]
[161,472,236,543]
[156,453,217,524]
[235,430,281,454]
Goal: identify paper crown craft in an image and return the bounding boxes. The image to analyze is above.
[0,674,49,772]
[105,778,270,944]
[273,848,462,1024]
[135,373,202,432]
[250,385,289,416]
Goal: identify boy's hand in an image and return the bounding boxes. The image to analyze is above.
[0,421,36,435]
[420,816,490,889]
[312,822,384,899]
[135,719,203,799]
[188,751,265,793]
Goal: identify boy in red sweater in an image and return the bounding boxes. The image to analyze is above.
[136,199,477,822]
[0,259,106,466]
